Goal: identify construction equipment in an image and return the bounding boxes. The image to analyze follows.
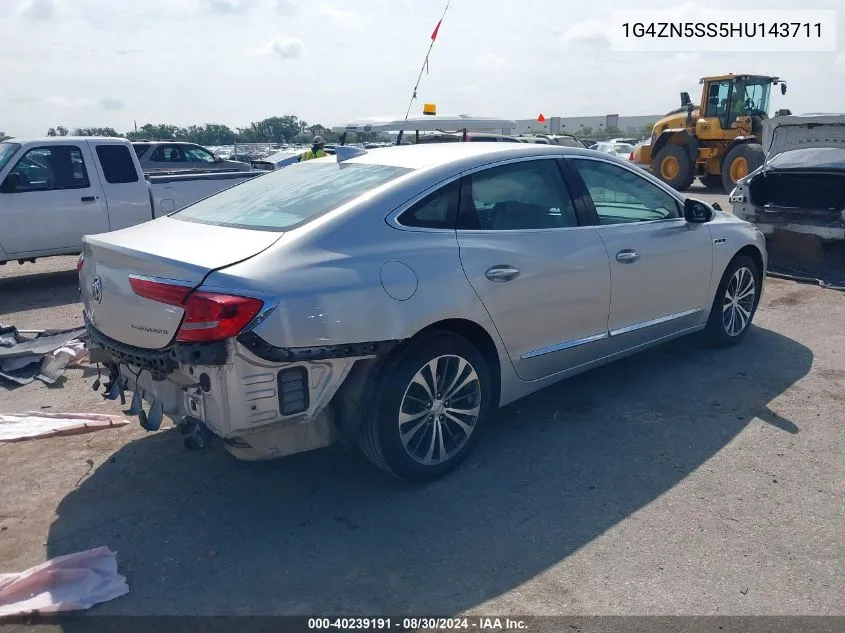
[632,74,789,192]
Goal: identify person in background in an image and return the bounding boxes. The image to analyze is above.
[300,135,327,161]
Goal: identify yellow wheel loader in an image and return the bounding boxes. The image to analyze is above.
[632,74,790,193]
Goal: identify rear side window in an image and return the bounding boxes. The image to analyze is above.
[96,145,139,184]
[458,159,578,230]
[2,145,90,193]
[398,181,459,229]
[132,144,149,157]
[175,162,412,231]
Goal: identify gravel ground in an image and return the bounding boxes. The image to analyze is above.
[0,197,843,616]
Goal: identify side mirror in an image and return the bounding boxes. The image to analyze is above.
[780,83,787,95]
[680,91,692,107]
[684,198,713,223]
[213,155,223,163]
[0,173,21,193]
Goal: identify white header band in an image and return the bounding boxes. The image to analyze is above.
[609,9,837,52]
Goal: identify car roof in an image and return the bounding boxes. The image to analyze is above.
[330,141,595,170]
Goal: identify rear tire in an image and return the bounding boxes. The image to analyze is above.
[654,144,695,191]
[704,255,761,347]
[700,173,723,189]
[721,143,765,193]
[358,331,493,482]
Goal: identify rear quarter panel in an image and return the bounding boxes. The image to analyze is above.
[201,193,501,350]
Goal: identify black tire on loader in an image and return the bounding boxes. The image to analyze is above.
[653,144,695,191]
[721,143,765,193]
[700,173,723,189]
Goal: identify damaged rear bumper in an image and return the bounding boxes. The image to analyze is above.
[84,315,398,460]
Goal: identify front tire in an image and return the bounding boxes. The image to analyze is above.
[721,143,764,192]
[654,144,695,191]
[359,331,493,482]
[700,173,723,189]
[704,255,761,347]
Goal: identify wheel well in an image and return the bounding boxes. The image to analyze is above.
[653,129,699,162]
[734,245,764,277]
[724,136,757,157]
[415,319,502,407]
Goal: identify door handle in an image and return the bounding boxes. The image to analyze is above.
[485,265,520,282]
[615,249,640,263]
[81,196,96,202]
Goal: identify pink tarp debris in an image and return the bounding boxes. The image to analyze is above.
[0,547,129,617]
[0,412,129,443]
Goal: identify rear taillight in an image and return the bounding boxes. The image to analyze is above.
[177,292,263,342]
[628,152,634,161]
[128,277,263,343]
[76,254,84,272]
[129,277,193,305]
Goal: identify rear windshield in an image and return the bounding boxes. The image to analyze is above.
[0,142,21,171]
[173,161,412,231]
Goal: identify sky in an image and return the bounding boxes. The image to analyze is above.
[1,0,844,137]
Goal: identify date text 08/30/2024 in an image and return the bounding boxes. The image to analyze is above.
[307,617,529,630]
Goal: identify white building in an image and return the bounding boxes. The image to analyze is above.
[515,114,663,136]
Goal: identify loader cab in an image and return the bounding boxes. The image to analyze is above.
[698,75,784,138]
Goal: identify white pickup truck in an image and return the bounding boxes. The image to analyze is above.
[0,137,264,264]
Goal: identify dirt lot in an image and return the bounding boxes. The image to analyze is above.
[1,199,843,616]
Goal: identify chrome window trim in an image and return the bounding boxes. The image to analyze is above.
[609,308,702,337]
[520,332,608,360]
[385,154,569,233]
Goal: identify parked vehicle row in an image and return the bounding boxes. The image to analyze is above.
[0,138,263,264]
[80,142,767,481]
[131,141,251,173]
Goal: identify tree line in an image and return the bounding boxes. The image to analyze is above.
[36,115,375,145]
[2,117,657,146]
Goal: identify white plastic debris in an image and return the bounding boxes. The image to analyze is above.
[0,412,129,442]
[0,547,129,617]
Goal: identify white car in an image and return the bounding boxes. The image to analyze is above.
[593,142,636,161]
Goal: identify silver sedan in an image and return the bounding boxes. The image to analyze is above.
[79,143,767,481]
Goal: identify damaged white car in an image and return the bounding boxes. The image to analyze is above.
[731,114,845,241]
[80,143,766,481]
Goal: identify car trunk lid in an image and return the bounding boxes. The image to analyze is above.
[81,216,282,349]
[763,114,845,160]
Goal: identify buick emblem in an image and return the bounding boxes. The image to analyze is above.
[91,276,103,304]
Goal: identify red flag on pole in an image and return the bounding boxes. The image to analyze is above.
[431,19,442,41]
[537,113,546,123]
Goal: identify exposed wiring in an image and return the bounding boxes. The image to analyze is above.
[766,268,845,292]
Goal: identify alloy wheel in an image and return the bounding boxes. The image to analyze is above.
[722,266,756,336]
[398,355,482,466]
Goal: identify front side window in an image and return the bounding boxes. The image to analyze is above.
[2,145,90,193]
[458,159,578,230]
[183,145,216,162]
[571,158,681,224]
[174,162,412,231]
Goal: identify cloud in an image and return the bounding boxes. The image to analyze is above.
[100,99,125,111]
[559,20,611,48]
[256,37,304,60]
[202,0,256,14]
[474,53,512,71]
[112,48,142,56]
[18,0,55,20]
[44,96,94,108]
[275,0,295,16]
[316,5,357,23]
